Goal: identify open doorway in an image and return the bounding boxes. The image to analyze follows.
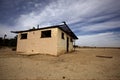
[66,37,69,52]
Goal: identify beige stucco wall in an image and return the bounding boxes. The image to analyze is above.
[16,28,74,56]
[17,28,58,55]
[57,28,74,55]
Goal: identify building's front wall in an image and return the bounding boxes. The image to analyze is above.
[17,28,58,55]
[57,28,74,55]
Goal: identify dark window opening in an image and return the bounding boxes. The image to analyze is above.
[61,32,64,39]
[21,33,27,39]
[41,30,51,38]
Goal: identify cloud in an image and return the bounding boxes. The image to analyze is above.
[15,0,120,29]
[79,20,120,32]
[1,0,120,47]
[13,0,120,37]
[76,32,120,47]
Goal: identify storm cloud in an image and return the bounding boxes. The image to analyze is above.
[0,0,120,47]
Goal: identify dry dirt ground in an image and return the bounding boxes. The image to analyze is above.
[0,47,120,80]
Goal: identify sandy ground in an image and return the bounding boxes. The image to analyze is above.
[0,47,120,80]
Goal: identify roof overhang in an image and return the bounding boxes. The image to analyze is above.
[11,24,78,39]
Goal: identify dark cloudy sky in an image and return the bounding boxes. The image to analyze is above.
[0,0,120,47]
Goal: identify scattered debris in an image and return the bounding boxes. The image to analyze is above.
[62,76,65,79]
[96,55,113,58]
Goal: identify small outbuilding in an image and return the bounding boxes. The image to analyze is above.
[11,22,78,56]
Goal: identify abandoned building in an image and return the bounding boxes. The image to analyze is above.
[11,22,78,56]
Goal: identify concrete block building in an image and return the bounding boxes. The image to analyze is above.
[11,23,78,56]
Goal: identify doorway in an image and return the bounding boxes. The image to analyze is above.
[66,37,69,52]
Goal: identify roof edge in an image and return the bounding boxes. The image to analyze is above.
[11,24,78,39]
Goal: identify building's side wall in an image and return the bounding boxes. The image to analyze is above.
[57,28,74,55]
[17,28,58,56]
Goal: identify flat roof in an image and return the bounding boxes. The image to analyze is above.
[11,24,78,39]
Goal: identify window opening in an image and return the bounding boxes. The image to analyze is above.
[41,30,51,38]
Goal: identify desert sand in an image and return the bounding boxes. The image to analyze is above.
[0,47,120,80]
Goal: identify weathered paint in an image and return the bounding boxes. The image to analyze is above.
[16,28,74,56]
[57,28,73,55]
